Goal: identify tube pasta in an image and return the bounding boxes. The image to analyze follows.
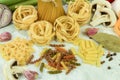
[68,0,91,25]
[13,5,38,30]
[28,21,55,45]
[73,38,104,67]
[54,16,80,42]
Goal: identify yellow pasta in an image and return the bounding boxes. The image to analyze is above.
[54,16,80,42]
[74,38,104,67]
[70,47,77,55]
[0,38,34,65]
[61,61,68,71]
[39,48,48,56]
[13,5,38,30]
[28,21,55,45]
[44,64,57,71]
[38,0,65,23]
[68,0,91,25]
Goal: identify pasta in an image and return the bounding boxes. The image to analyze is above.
[13,5,38,30]
[38,0,65,23]
[28,21,55,45]
[54,16,80,42]
[68,0,91,25]
[0,38,34,65]
[73,38,104,67]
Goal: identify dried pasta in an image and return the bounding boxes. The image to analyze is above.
[73,38,104,67]
[68,0,91,25]
[13,5,38,30]
[28,21,55,45]
[54,16,80,42]
[0,38,34,65]
[38,0,65,23]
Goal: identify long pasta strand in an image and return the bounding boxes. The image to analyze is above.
[38,0,65,23]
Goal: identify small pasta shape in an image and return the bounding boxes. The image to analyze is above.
[0,38,34,65]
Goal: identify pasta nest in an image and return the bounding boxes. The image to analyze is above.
[13,5,38,30]
[28,21,55,45]
[54,16,80,42]
[68,0,91,26]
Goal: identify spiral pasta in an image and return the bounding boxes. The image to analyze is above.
[28,21,55,45]
[54,16,80,42]
[13,5,38,30]
[68,0,91,26]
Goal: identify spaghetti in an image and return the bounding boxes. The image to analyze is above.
[37,0,65,23]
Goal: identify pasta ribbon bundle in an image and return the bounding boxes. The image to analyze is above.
[74,38,104,67]
[0,38,34,65]
[54,16,80,42]
[28,21,55,45]
[68,0,91,26]
[13,5,38,30]
[37,0,65,23]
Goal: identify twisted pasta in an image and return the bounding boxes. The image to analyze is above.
[54,16,80,42]
[28,21,55,45]
[68,0,91,26]
[13,5,38,30]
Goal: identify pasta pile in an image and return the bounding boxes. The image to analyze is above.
[38,47,80,74]
[54,16,80,42]
[68,0,91,25]
[13,5,38,30]
[38,0,65,23]
[0,38,34,65]
[73,38,104,67]
[28,21,55,45]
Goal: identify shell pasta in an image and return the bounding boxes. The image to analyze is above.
[54,16,80,42]
[28,21,55,45]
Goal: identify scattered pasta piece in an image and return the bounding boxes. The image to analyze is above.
[35,47,80,74]
[13,5,38,30]
[0,38,34,65]
[68,0,91,26]
[54,16,80,42]
[28,21,55,45]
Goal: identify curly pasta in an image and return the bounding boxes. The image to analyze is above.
[68,0,91,26]
[28,21,55,45]
[0,38,34,65]
[13,5,38,30]
[54,16,80,42]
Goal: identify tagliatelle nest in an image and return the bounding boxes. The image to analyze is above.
[13,5,38,30]
[54,16,80,42]
[28,21,55,45]
[68,0,91,26]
